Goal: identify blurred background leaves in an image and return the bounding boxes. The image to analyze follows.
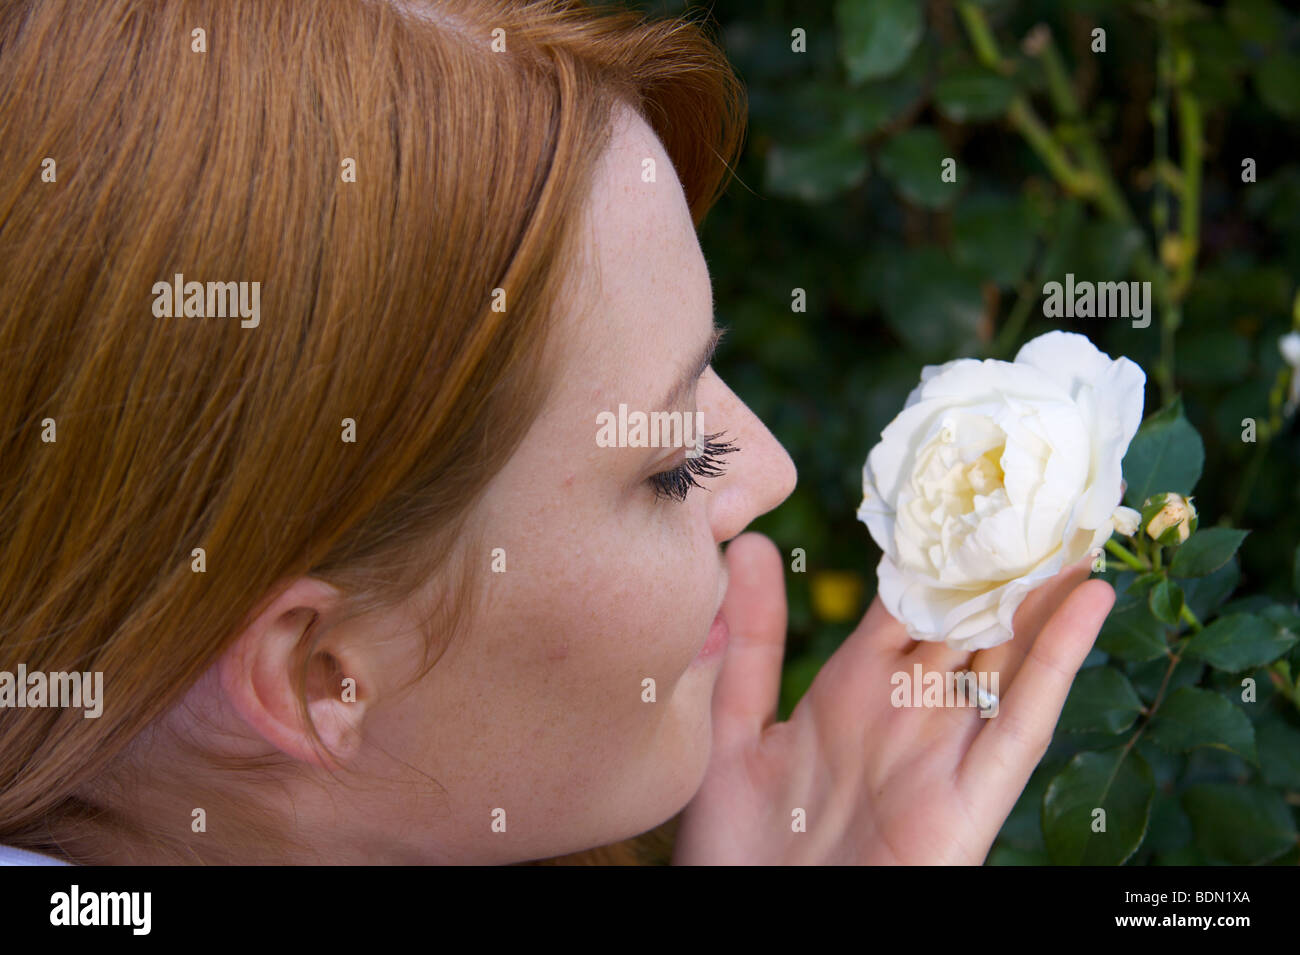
[629,0,1300,864]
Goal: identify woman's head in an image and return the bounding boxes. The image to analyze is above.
[0,0,795,863]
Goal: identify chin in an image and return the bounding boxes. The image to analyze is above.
[658,694,716,812]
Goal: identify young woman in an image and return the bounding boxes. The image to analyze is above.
[0,0,1115,865]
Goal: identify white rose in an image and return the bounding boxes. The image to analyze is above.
[1280,331,1300,416]
[1280,330,1300,367]
[857,330,1146,651]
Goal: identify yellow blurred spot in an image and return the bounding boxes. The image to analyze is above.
[810,570,864,623]
[1159,234,1185,271]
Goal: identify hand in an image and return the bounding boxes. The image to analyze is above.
[672,531,1116,864]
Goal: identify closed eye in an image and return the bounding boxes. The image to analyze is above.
[647,432,739,503]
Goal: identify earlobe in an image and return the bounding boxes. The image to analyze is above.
[216,577,370,770]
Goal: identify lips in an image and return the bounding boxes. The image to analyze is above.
[695,605,729,661]
[693,561,730,662]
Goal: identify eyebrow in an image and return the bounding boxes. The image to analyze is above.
[654,322,726,412]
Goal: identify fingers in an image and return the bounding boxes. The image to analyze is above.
[956,577,1116,823]
[852,591,913,655]
[897,546,1097,671]
[907,552,1094,677]
[910,638,973,675]
[811,593,915,707]
[974,554,1096,683]
[956,557,1096,751]
[709,532,789,753]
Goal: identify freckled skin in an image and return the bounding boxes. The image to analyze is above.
[258,103,797,863]
[157,103,1116,867]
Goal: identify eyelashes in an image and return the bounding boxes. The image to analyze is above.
[647,431,740,503]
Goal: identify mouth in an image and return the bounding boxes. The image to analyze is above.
[694,606,729,661]
[693,570,730,662]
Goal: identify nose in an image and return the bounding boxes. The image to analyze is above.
[700,369,798,544]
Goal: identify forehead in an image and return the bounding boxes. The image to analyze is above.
[556,104,710,397]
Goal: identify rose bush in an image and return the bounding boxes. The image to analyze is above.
[679,0,1300,865]
[857,330,1145,651]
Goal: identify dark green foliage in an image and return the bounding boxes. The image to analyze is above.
[631,0,1300,865]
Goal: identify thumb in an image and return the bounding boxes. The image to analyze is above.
[710,532,789,754]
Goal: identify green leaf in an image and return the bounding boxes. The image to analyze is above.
[952,193,1038,285]
[1147,687,1257,762]
[1182,782,1298,864]
[1256,713,1300,788]
[1273,844,1300,865]
[1134,737,1183,788]
[1051,220,1145,281]
[1180,558,1241,621]
[1168,527,1250,578]
[1125,572,1163,598]
[996,765,1050,852]
[1152,846,1206,865]
[838,41,932,138]
[1183,613,1299,671]
[1293,543,1300,597]
[1148,578,1185,625]
[877,128,959,209]
[1185,19,1249,108]
[934,67,1016,122]
[757,72,927,144]
[1060,666,1145,734]
[1175,328,1253,385]
[1121,397,1205,510]
[1221,595,1286,618]
[834,0,924,84]
[986,845,1049,865]
[869,246,984,358]
[839,88,906,139]
[1259,603,1300,641]
[1127,655,1203,705]
[1226,0,1288,51]
[1255,54,1300,119]
[717,23,808,84]
[1042,749,1155,865]
[765,138,869,202]
[1096,594,1170,662]
[1144,790,1193,853]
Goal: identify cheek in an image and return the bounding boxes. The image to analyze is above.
[553,515,718,694]
[462,504,718,723]
[538,516,718,804]
[393,494,723,844]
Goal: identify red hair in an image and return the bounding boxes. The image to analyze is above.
[0,0,744,863]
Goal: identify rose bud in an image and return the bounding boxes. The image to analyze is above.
[1143,492,1198,545]
[1111,505,1142,537]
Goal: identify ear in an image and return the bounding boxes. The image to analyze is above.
[217,577,371,770]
